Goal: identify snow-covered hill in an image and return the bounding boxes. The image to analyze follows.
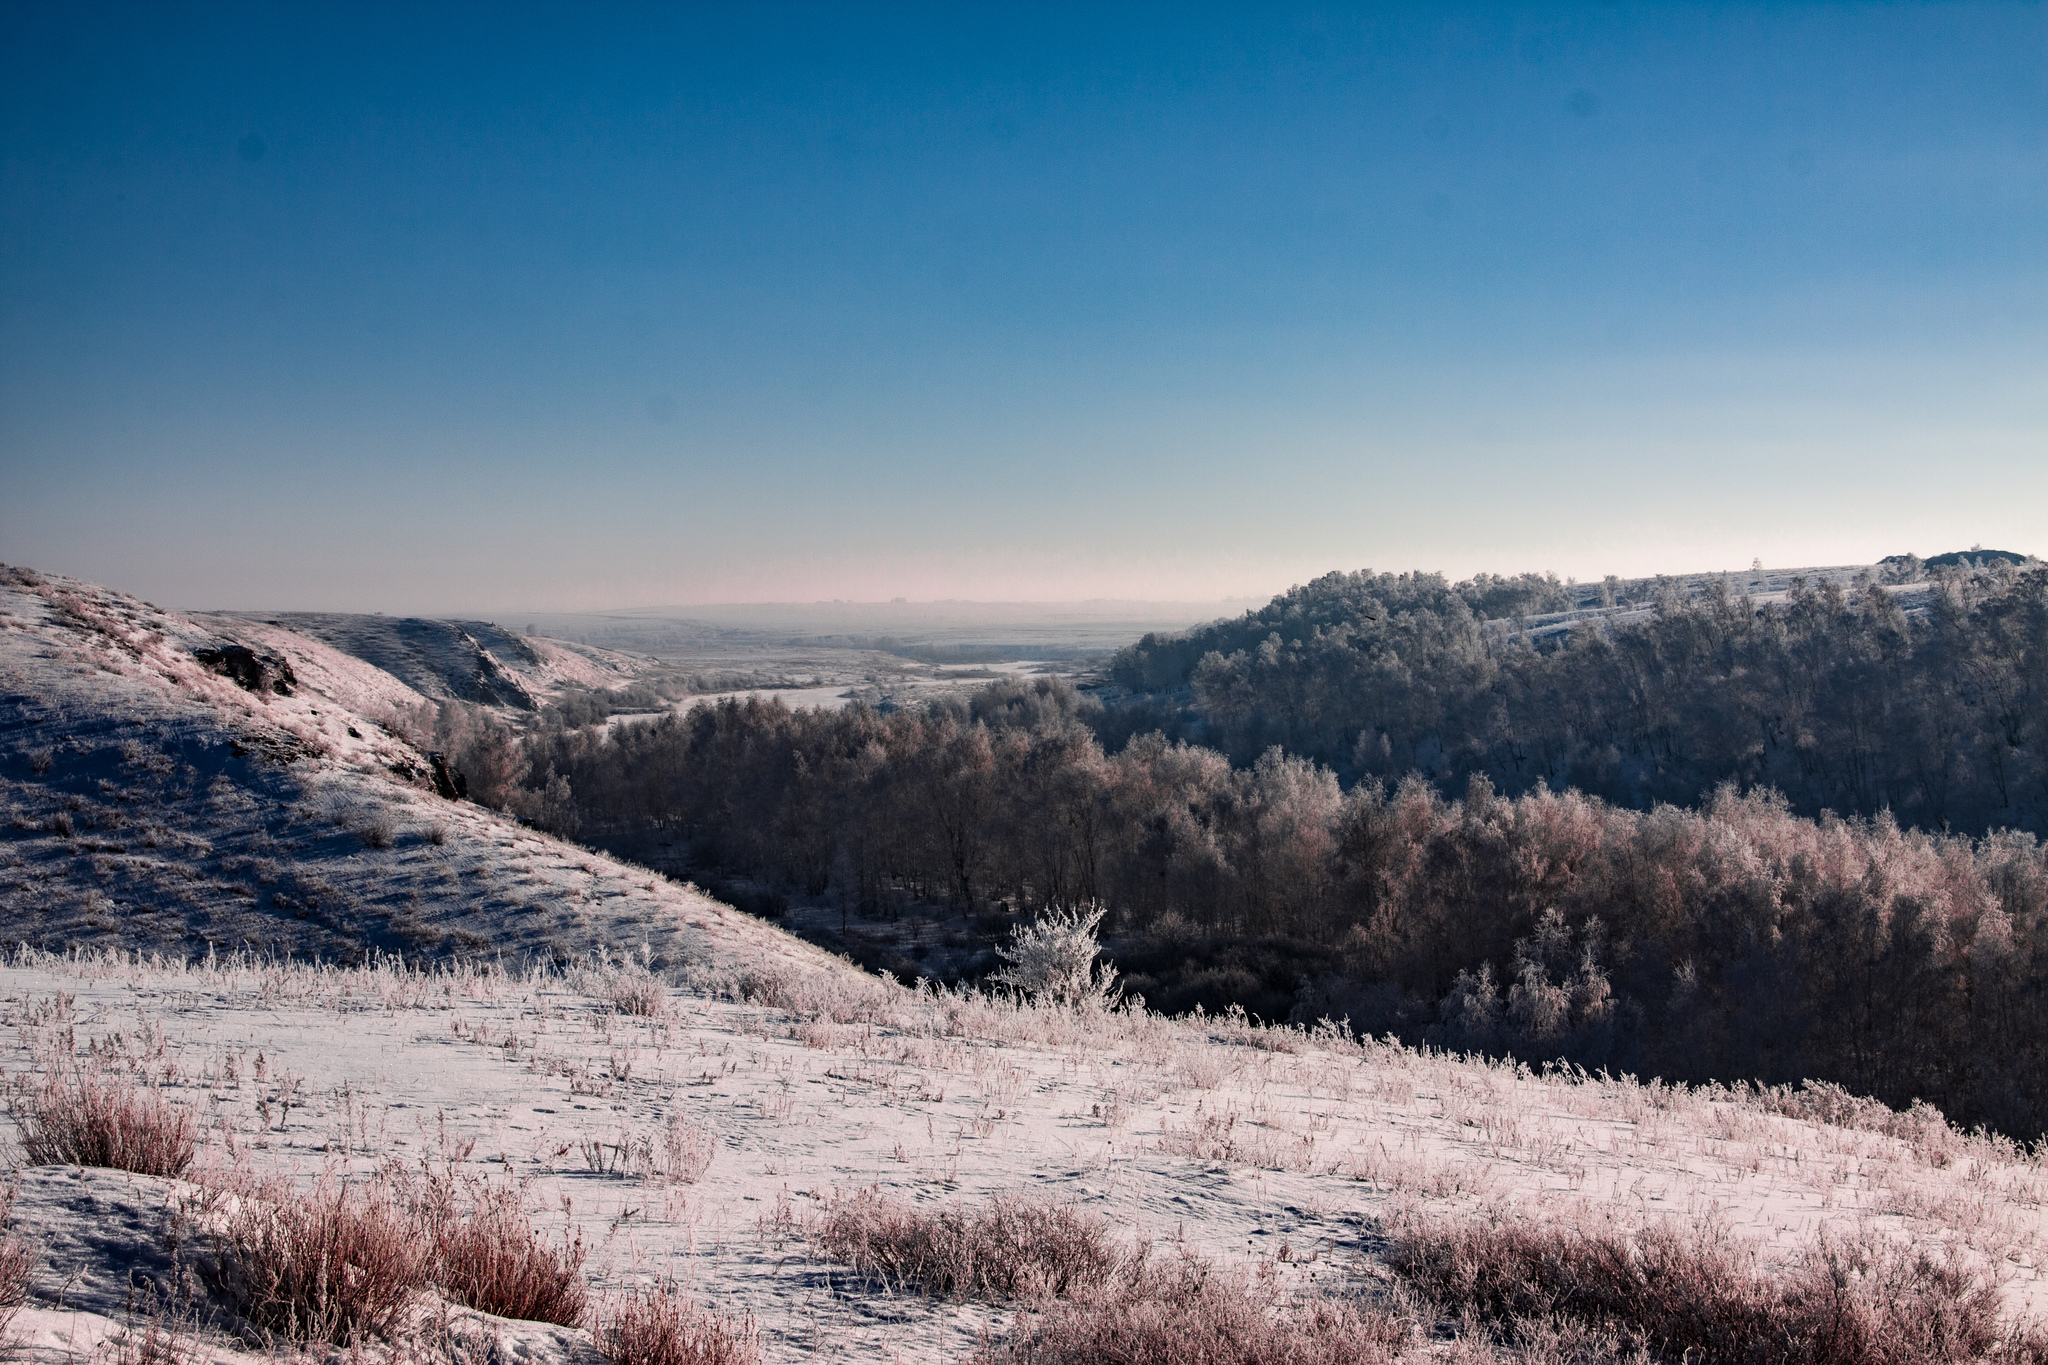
[199,612,647,712]
[0,565,829,982]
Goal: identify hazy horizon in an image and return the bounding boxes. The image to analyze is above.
[4,5,2043,614]
[197,558,1971,624]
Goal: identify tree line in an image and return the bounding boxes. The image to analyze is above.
[1109,563,2048,837]
[416,666,2048,1140]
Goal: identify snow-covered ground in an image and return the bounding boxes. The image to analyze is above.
[613,661,1066,724]
[5,949,2047,1363]
[201,613,648,712]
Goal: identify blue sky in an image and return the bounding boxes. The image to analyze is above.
[2,4,2043,612]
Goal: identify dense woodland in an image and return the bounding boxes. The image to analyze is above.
[1111,562,2048,837]
[419,561,2048,1138]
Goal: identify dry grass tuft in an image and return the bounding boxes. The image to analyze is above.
[604,972,668,1017]
[984,1252,1415,1364]
[85,1292,204,1365]
[0,1235,28,1311]
[814,1189,1130,1302]
[432,1187,588,1327]
[90,1317,199,1365]
[651,1113,716,1185]
[0,1180,27,1335]
[210,1177,429,1345]
[596,1283,760,1365]
[1389,1213,2036,1365]
[10,1067,196,1177]
[357,809,396,849]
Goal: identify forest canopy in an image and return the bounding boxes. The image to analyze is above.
[1109,561,2048,837]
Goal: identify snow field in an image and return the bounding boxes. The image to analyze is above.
[5,947,2048,1362]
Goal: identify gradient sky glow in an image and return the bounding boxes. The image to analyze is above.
[3,4,2044,613]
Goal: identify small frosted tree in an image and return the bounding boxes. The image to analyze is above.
[991,903,1120,1009]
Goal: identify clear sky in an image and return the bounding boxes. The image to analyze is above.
[2,4,2043,613]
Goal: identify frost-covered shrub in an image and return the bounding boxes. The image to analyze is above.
[992,905,1119,1009]
[605,971,667,1017]
[577,949,669,1017]
[432,1186,587,1327]
[981,1251,1413,1364]
[1388,1212,2025,1365]
[0,1185,30,1338]
[1437,910,1617,1062]
[358,807,397,849]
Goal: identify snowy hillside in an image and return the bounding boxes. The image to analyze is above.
[201,612,648,712]
[0,565,830,981]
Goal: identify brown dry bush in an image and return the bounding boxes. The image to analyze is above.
[1388,1214,2038,1365]
[0,1179,28,1334]
[210,1178,429,1345]
[0,1236,30,1338]
[432,1187,588,1327]
[595,1284,759,1365]
[984,1251,1415,1365]
[814,1190,1128,1302]
[10,1067,196,1177]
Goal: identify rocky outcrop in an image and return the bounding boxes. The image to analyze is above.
[191,644,298,695]
[427,750,469,800]
[452,629,539,710]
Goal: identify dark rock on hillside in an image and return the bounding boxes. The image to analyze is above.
[428,750,468,800]
[192,644,297,695]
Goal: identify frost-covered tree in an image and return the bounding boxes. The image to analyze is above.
[990,903,1120,1008]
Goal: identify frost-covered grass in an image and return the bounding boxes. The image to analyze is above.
[4,943,2048,1363]
[977,1253,1419,1365]
[812,1189,1129,1302]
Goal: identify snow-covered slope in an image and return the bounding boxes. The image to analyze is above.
[4,949,2047,1365]
[200,612,647,711]
[0,566,834,983]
